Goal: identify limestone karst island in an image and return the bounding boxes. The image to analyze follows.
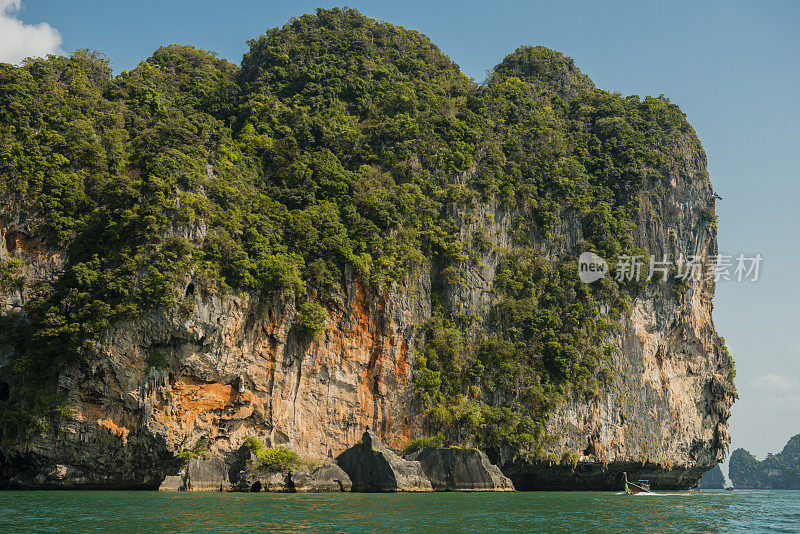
[0,8,737,495]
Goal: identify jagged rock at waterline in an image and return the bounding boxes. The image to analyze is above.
[290,464,352,492]
[404,447,514,491]
[336,431,433,492]
[231,471,290,492]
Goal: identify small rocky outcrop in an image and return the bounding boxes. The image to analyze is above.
[159,444,353,492]
[158,474,184,491]
[404,447,514,491]
[229,465,351,492]
[336,431,432,492]
[290,464,352,492]
[233,471,290,492]
[184,455,228,491]
[158,454,230,491]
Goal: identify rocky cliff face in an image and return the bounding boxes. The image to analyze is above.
[509,142,734,489]
[0,9,734,490]
[0,217,430,486]
[441,137,735,490]
[0,136,734,489]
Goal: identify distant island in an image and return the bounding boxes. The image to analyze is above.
[729,435,800,489]
[697,465,725,489]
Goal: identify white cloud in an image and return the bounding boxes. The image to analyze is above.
[750,373,800,394]
[0,0,63,65]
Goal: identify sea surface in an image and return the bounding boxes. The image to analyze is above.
[1,489,798,533]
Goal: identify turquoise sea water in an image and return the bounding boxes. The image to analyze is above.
[1,490,798,533]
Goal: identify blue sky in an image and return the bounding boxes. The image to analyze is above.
[4,0,800,462]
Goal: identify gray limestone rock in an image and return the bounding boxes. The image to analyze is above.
[184,455,228,491]
[336,431,432,492]
[232,471,290,492]
[158,474,185,491]
[404,447,514,491]
[290,463,352,492]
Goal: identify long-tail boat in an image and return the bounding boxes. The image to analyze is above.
[623,472,651,494]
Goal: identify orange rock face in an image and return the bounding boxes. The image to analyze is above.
[53,266,427,465]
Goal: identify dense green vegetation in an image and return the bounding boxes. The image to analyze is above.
[177,437,211,468]
[243,436,302,471]
[729,435,800,489]
[0,8,707,448]
[0,258,25,290]
[295,301,328,340]
[401,434,445,454]
[410,255,622,452]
